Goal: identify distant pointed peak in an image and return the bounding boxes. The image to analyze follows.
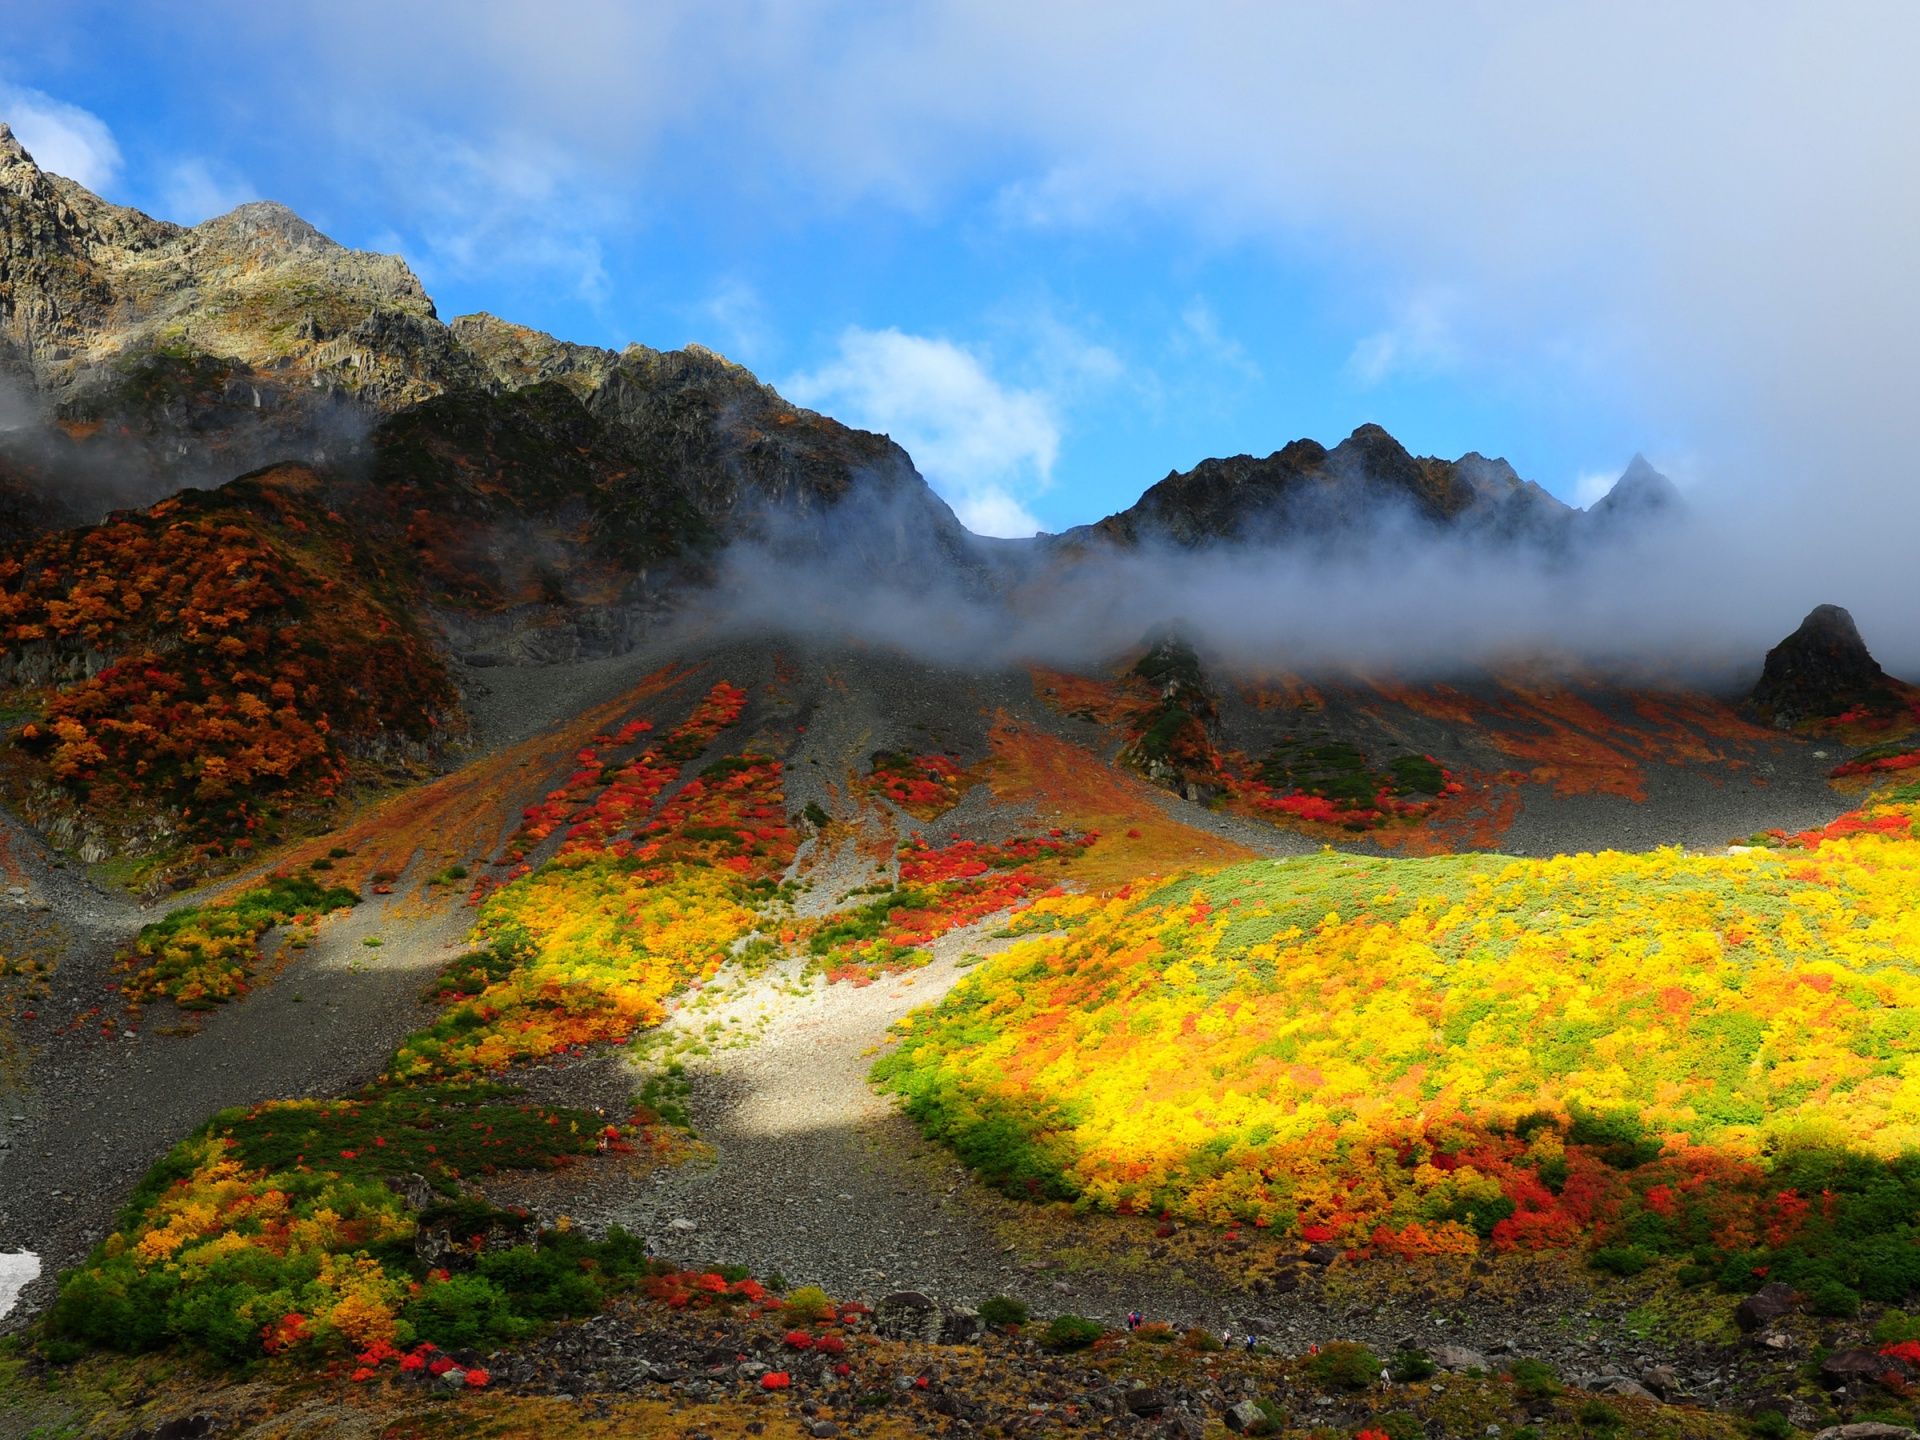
[1587,453,1681,521]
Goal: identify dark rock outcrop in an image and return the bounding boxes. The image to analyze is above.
[1734,1280,1797,1331]
[1749,605,1893,728]
[1051,425,1676,553]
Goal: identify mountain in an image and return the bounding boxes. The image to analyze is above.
[1051,423,1671,553]
[7,118,1919,1426]
[0,122,974,577]
[0,114,1729,888]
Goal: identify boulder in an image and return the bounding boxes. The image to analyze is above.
[1431,1345,1489,1372]
[1127,1386,1170,1415]
[1812,1426,1919,1440]
[874,1290,942,1343]
[1303,1244,1340,1266]
[1820,1349,1910,1388]
[1223,1399,1268,1433]
[1735,1281,1797,1332]
[939,1305,986,1344]
[1640,1365,1679,1398]
[1162,1413,1206,1440]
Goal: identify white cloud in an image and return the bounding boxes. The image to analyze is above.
[1178,301,1260,383]
[1345,296,1459,388]
[156,157,259,225]
[787,327,1059,537]
[194,2,1920,517]
[0,84,120,192]
[1571,470,1619,508]
[698,278,773,362]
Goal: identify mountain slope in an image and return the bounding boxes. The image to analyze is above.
[0,121,975,577]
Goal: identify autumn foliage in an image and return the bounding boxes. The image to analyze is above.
[0,475,456,845]
[878,795,1920,1295]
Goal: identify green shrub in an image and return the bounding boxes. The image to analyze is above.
[1508,1359,1560,1400]
[1182,1326,1224,1353]
[1305,1341,1381,1389]
[1677,1263,1716,1287]
[1045,1314,1104,1350]
[978,1295,1029,1328]
[780,1285,834,1323]
[1567,1104,1662,1169]
[1811,1280,1861,1318]
[1750,1410,1794,1440]
[803,802,830,829]
[1590,1246,1652,1276]
[37,1337,87,1365]
[1376,1411,1423,1440]
[1578,1400,1622,1430]
[1391,1348,1437,1382]
[403,1272,528,1349]
[1874,1309,1920,1345]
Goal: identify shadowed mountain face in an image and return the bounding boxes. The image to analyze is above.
[1052,424,1681,552]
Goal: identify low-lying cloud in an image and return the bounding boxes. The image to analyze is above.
[698,466,1920,688]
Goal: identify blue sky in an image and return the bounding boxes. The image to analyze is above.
[6,4,1919,541]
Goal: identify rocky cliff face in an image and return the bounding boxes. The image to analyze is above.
[0,121,974,578]
[1749,604,1899,729]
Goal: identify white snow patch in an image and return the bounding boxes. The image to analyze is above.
[0,1252,40,1317]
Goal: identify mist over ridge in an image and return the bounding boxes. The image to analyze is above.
[2,112,1908,686]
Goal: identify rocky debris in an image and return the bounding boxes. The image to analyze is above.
[1821,1350,1909,1388]
[382,1172,436,1209]
[124,1419,212,1440]
[1591,1376,1662,1402]
[1749,605,1896,728]
[861,1289,986,1346]
[1640,1364,1679,1398]
[1735,1281,1798,1331]
[1813,1427,1920,1440]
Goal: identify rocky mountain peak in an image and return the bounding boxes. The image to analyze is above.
[192,200,340,254]
[1586,453,1682,526]
[0,122,26,163]
[1749,603,1891,728]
